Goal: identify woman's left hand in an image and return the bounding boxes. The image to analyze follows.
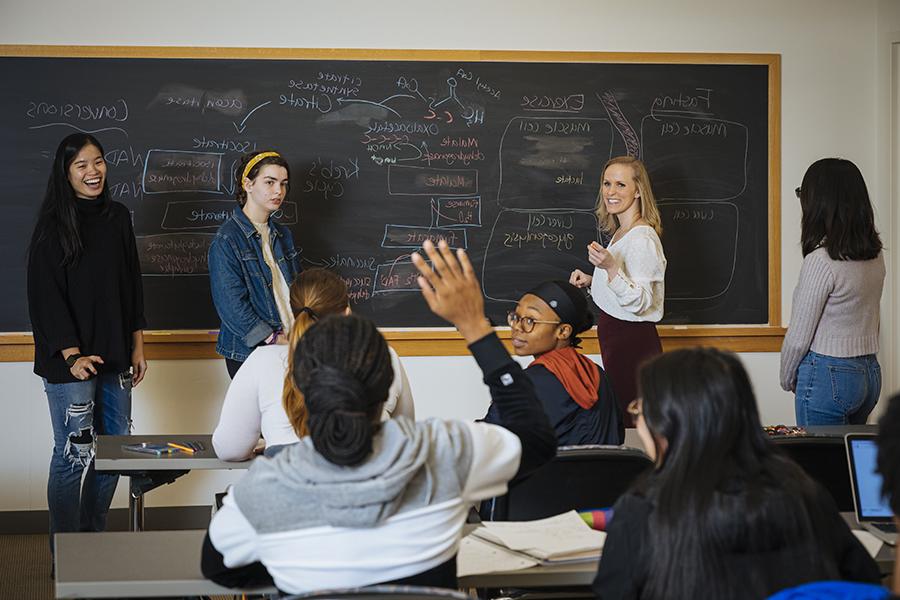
[587,242,619,279]
[131,330,147,387]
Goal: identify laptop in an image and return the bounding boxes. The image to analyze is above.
[845,433,897,545]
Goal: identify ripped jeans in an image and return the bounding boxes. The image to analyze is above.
[43,371,132,545]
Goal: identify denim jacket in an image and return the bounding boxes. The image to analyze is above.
[208,207,301,361]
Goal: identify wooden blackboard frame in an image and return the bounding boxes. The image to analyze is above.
[0,45,783,359]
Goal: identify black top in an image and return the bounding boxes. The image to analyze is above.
[592,487,882,599]
[484,362,623,447]
[27,199,146,383]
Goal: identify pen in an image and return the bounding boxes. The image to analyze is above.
[167,442,195,453]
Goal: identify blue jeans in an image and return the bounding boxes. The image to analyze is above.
[43,372,132,547]
[794,351,881,426]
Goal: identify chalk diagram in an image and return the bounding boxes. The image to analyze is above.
[640,94,751,301]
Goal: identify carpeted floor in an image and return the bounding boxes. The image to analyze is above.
[0,533,53,599]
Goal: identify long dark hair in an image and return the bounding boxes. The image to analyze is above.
[291,314,394,466]
[877,393,900,514]
[28,133,110,266]
[799,158,882,260]
[633,348,835,599]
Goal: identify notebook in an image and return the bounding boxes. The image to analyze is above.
[845,433,896,545]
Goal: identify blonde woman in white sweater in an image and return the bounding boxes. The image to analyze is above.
[570,156,666,427]
[781,158,884,425]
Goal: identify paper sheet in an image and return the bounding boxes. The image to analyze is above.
[476,510,606,560]
[852,529,885,558]
[456,535,540,577]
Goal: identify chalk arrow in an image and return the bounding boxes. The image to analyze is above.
[233,101,272,134]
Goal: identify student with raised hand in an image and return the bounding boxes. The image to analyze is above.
[211,267,414,461]
[201,240,556,592]
[592,348,880,600]
[27,133,147,558]
[781,158,884,426]
[484,280,623,446]
[208,150,300,379]
[569,156,665,427]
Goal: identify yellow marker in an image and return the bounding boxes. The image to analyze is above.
[167,442,195,453]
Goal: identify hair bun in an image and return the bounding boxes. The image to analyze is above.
[301,363,375,466]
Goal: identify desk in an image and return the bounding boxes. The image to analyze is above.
[54,529,276,598]
[53,529,595,598]
[95,434,250,531]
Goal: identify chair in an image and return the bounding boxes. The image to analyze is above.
[284,585,469,600]
[483,445,654,521]
[772,436,854,511]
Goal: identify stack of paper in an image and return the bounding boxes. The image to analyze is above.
[470,510,606,565]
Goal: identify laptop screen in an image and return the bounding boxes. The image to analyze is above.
[848,437,892,519]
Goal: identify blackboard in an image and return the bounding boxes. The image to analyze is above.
[0,48,780,333]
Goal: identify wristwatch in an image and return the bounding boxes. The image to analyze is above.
[65,353,83,368]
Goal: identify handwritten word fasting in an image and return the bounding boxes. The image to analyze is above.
[652,88,713,112]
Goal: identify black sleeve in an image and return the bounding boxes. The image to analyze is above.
[122,206,146,331]
[200,531,275,590]
[592,493,651,600]
[468,332,556,479]
[26,235,80,355]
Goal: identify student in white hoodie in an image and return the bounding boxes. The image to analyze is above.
[201,240,557,593]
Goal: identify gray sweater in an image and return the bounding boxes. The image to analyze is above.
[780,248,884,391]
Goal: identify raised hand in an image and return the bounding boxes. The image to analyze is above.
[411,239,492,343]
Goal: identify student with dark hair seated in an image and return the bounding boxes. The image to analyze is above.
[593,347,880,600]
[200,240,557,593]
[877,392,900,595]
[484,280,623,446]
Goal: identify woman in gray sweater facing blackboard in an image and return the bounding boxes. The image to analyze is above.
[781,158,884,426]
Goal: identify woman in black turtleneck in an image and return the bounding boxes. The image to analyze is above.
[27,133,147,562]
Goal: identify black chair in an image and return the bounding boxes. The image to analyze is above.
[483,445,654,521]
[772,436,854,511]
[284,585,469,600]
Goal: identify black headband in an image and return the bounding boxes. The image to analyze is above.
[524,280,592,333]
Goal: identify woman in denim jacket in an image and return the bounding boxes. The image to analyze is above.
[209,151,301,378]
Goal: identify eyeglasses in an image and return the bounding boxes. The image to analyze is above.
[627,398,643,419]
[794,186,802,199]
[507,311,561,333]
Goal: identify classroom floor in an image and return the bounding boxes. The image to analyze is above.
[0,534,53,599]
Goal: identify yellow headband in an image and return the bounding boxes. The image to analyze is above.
[241,152,281,182]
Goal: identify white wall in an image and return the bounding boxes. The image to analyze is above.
[0,0,896,511]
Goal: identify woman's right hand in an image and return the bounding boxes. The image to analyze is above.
[70,355,104,381]
[570,269,593,288]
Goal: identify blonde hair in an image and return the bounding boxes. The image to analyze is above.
[595,156,663,236]
[282,268,350,437]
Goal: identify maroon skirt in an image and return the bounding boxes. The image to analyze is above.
[596,310,662,428]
